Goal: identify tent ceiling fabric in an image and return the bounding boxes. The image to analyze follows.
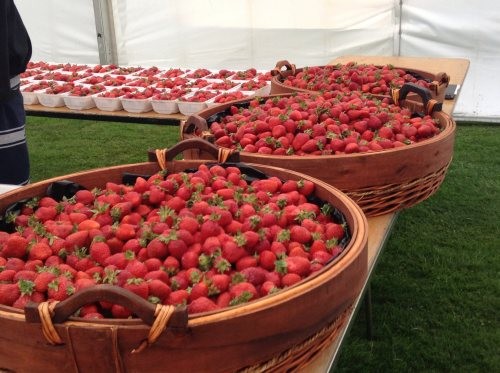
[14,0,500,121]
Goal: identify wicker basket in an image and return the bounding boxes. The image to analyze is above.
[269,60,450,102]
[0,143,368,373]
[181,84,456,217]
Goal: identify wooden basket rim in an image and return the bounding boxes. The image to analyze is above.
[0,162,368,330]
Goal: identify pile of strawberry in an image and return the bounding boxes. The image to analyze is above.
[0,164,349,318]
[280,62,432,95]
[208,92,442,155]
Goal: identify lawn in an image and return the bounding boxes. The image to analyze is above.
[24,117,500,372]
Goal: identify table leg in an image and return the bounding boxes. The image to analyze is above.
[364,283,374,340]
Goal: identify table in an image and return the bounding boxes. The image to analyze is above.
[302,55,469,372]
[23,55,470,371]
[24,104,185,126]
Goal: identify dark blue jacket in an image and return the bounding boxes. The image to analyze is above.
[0,0,32,100]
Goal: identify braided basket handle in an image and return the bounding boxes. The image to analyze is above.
[270,60,297,79]
[148,138,240,165]
[428,71,450,96]
[391,82,443,115]
[25,285,188,347]
[182,115,216,148]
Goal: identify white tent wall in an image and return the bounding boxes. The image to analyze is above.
[15,1,99,64]
[12,0,500,121]
[110,0,397,70]
[400,0,500,122]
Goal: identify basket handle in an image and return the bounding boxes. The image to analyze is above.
[392,82,443,115]
[270,60,297,79]
[428,71,450,95]
[182,114,212,138]
[25,284,187,327]
[25,285,188,350]
[148,138,240,164]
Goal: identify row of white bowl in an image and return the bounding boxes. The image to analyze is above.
[22,65,272,83]
[21,83,270,116]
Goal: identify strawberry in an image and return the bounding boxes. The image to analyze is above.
[34,206,58,222]
[281,273,302,287]
[166,289,189,306]
[82,312,105,320]
[89,241,111,266]
[292,132,310,151]
[0,269,16,283]
[148,279,171,302]
[240,267,268,286]
[64,230,90,252]
[0,282,22,306]
[28,242,52,261]
[188,296,218,314]
[111,304,133,319]
[208,273,231,295]
[146,237,168,259]
[289,225,312,244]
[125,259,148,278]
[75,278,96,292]
[229,282,258,306]
[74,189,95,205]
[13,270,37,282]
[47,276,75,301]
[261,280,279,296]
[285,256,311,277]
[124,278,149,299]
[1,234,28,259]
[189,281,209,302]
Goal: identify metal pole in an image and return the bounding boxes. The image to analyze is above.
[92,0,118,65]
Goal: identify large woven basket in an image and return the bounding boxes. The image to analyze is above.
[269,60,450,102]
[181,84,456,217]
[0,142,367,373]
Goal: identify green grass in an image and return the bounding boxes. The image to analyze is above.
[24,117,500,372]
[26,117,180,181]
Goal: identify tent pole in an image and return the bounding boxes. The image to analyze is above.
[92,0,118,65]
[397,0,403,56]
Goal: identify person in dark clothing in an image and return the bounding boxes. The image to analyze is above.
[0,0,32,185]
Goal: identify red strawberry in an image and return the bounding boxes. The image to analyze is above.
[125,259,148,278]
[229,282,258,305]
[89,241,111,266]
[281,273,302,287]
[64,230,90,252]
[111,304,133,319]
[240,267,268,286]
[123,278,149,299]
[28,242,52,261]
[189,281,209,302]
[166,289,189,306]
[285,256,311,277]
[34,206,58,222]
[146,237,168,259]
[1,235,28,259]
[259,250,277,271]
[74,189,95,205]
[148,279,171,302]
[47,276,75,301]
[292,133,310,151]
[208,274,231,294]
[188,296,218,314]
[0,283,21,306]
[289,225,312,244]
[0,269,16,283]
[13,270,37,282]
[260,280,279,296]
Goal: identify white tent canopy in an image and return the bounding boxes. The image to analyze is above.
[15,0,500,122]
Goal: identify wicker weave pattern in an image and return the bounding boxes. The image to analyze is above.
[346,161,452,216]
[239,305,353,372]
